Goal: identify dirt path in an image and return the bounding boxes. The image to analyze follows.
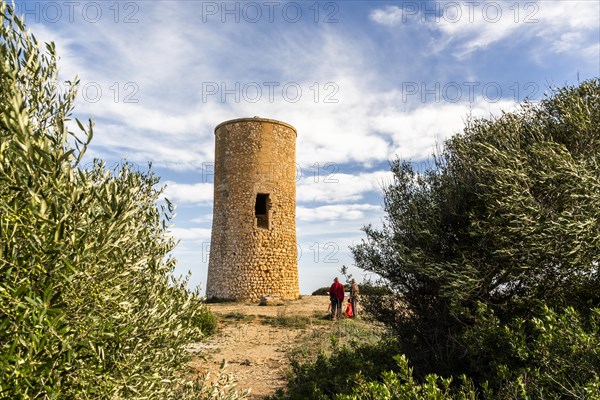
[190,296,331,399]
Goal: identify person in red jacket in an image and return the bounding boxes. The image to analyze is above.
[329,277,345,320]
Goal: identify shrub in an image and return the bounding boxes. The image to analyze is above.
[464,304,600,399]
[276,305,600,399]
[335,355,478,400]
[335,306,600,399]
[198,306,219,336]
[268,338,400,399]
[0,3,228,398]
[352,79,600,386]
[312,287,330,296]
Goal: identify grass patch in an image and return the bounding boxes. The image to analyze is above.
[216,312,256,323]
[267,317,390,399]
[262,315,313,329]
[312,310,332,320]
[261,309,333,329]
[287,317,385,365]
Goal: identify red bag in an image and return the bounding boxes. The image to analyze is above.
[345,302,353,318]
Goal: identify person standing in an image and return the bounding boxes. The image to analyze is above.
[350,279,360,317]
[329,277,344,320]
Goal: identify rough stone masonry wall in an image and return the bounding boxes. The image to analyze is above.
[206,117,300,301]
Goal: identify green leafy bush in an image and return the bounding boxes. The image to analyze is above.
[197,306,218,336]
[351,79,600,389]
[335,355,478,400]
[337,306,600,399]
[311,287,330,296]
[268,338,400,399]
[276,305,600,399]
[0,3,232,398]
[463,304,600,399]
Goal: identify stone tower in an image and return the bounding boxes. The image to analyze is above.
[206,117,300,301]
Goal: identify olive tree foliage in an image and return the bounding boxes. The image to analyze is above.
[352,79,600,393]
[0,3,242,399]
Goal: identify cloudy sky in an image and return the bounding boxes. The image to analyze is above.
[22,0,599,294]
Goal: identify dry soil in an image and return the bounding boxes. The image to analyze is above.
[190,296,333,399]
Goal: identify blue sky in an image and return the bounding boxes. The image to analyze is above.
[21,0,599,294]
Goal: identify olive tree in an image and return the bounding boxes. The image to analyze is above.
[352,79,600,395]
[0,3,240,398]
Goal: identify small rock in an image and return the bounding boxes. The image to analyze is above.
[259,295,284,306]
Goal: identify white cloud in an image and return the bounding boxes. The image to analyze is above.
[190,214,213,224]
[369,6,405,26]
[549,31,587,54]
[163,181,213,204]
[297,170,393,203]
[297,203,381,222]
[373,97,519,160]
[168,228,210,247]
[32,1,549,173]
[439,1,600,58]
[167,227,212,242]
[369,1,600,60]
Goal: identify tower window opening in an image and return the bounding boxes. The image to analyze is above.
[255,193,270,229]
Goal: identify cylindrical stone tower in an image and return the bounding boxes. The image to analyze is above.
[206,117,299,301]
